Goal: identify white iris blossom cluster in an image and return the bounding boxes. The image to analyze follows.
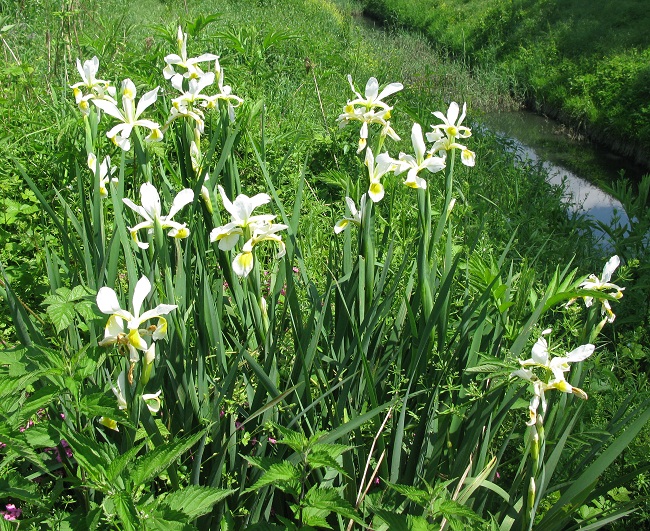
[335,75,476,232]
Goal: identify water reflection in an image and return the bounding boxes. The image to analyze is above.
[480,111,635,248]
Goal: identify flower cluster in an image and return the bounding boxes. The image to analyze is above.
[335,75,476,230]
[70,26,243,156]
[1,503,21,521]
[337,75,402,153]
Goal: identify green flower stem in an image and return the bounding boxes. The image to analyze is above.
[360,199,375,319]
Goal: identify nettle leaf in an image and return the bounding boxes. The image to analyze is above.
[142,509,194,531]
[303,486,360,522]
[0,469,45,506]
[386,482,431,506]
[243,461,301,495]
[435,499,484,523]
[9,385,61,430]
[159,485,235,519]
[374,509,430,530]
[130,430,205,488]
[106,442,146,484]
[242,454,284,471]
[59,430,112,487]
[274,424,308,452]
[109,490,139,531]
[22,423,59,448]
[306,449,348,477]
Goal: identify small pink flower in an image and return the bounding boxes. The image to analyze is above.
[2,503,22,520]
[268,437,277,444]
[373,477,380,485]
[292,267,300,274]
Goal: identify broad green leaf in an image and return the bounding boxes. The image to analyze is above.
[160,485,235,519]
[130,430,205,488]
[243,461,301,494]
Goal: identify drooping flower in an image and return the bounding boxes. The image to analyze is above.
[122,182,194,249]
[394,123,446,189]
[92,79,163,151]
[334,195,366,234]
[142,391,162,413]
[96,276,177,362]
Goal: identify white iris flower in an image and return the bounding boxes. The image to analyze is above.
[123,183,194,250]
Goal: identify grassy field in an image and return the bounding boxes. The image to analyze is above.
[0,0,648,528]
[362,0,650,171]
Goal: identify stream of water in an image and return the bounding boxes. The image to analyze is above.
[479,111,647,248]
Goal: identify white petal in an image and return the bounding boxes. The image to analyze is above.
[565,344,595,363]
[167,189,194,220]
[601,255,620,282]
[531,337,549,365]
[364,77,379,100]
[411,123,426,161]
[97,287,123,314]
[132,276,152,319]
[140,182,162,220]
[376,82,403,101]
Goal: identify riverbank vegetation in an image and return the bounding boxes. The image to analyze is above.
[0,0,648,528]
[363,0,650,171]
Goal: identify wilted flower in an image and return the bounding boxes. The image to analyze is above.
[123,182,194,249]
[142,391,162,413]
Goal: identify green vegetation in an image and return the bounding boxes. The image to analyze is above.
[0,0,648,528]
[363,0,650,169]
